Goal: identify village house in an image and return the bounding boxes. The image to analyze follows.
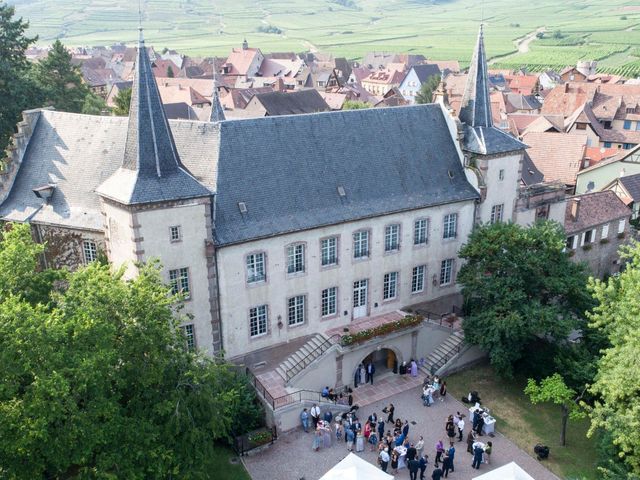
[398,64,441,104]
[242,90,330,117]
[361,68,406,96]
[575,145,640,194]
[604,172,640,220]
[564,191,631,277]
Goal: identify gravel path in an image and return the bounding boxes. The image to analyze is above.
[243,386,560,480]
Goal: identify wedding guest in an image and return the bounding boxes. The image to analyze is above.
[379,447,390,473]
[391,448,399,474]
[445,415,456,446]
[416,435,425,458]
[439,381,447,402]
[407,442,417,461]
[442,452,452,478]
[410,359,418,377]
[484,441,492,465]
[419,454,428,480]
[472,443,484,469]
[300,408,309,433]
[434,439,445,467]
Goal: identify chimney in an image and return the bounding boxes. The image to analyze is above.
[570,198,580,221]
[564,83,569,93]
[242,39,249,50]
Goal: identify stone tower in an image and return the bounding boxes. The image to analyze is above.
[459,25,526,225]
[96,29,221,355]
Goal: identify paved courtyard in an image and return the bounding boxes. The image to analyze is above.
[243,382,559,480]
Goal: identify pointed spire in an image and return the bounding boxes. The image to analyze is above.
[209,66,226,123]
[459,25,492,128]
[96,28,210,204]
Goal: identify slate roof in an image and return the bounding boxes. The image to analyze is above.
[411,64,441,84]
[95,34,211,205]
[459,27,526,155]
[521,152,544,186]
[252,90,330,116]
[564,191,630,235]
[1,104,479,245]
[210,73,226,122]
[619,173,640,201]
[212,105,479,245]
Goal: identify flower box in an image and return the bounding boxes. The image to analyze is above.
[340,315,423,346]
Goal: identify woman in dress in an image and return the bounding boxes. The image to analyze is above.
[312,428,323,452]
[410,359,418,377]
[416,435,425,459]
[335,418,343,442]
[368,426,378,451]
[364,421,371,441]
[391,448,399,473]
[445,415,456,447]
[356,428,365,452]
[440,381,448,402]
[322,421,332,448]
[387,403,395,424]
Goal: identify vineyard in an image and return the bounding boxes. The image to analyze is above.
[7,0,640,77]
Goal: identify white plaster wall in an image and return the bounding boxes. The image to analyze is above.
[136,201,216,355]
[515,199,567,227]
[290,349,338,391]
[217,200,476,358]
[415,326,455,360]
[477,153,522,224]
[102,202,138,279]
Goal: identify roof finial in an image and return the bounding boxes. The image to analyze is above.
[480,0,484,27]
[138,0,144,44]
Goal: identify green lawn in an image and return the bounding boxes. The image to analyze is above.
[207,445,251,480]
[446,363,598,480]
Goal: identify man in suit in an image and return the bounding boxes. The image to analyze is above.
[367,361,376,384]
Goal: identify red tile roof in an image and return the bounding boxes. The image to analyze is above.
[522,131,588,185]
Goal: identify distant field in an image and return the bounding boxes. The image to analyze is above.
[9,0,640,76]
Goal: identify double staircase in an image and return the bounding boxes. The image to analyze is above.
[420,330,465,376]
[275,333,335,384]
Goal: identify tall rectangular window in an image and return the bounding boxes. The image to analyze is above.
[384,224,400,252]
[443,213,457,239]
[490,204,504,224]
[321,287,337,317]
[414,219,428,245]
[624,120,632,130]
[440,259,454,286]
[246,252,266,283]
[601,224,609,239]
[566,236,576,250]
[169,268,190,299]
[287,244,305,274]
[321,237,338,266]
[383,272,398,300]
[83,240,98,264]
[288,295,305,326]
[180,324,196,351]
[618,219,626,234]
[412,265,426,293]
[499,169,505,181]
[249,305,268,337]
[353,230,369,259]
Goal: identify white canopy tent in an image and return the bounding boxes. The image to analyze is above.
[473,462,536,480]
[319,453,394,480]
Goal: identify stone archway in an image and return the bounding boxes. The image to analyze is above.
[352,345,403,386]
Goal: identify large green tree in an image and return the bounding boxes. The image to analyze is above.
[0,223,262,479]
[113,86,132,116]
[458,221,592,377]
[33,39,90,113]
[587,242,640,477]
[415,74,441,104]
[0,3,38,152]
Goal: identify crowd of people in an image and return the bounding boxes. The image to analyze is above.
[300,374,495,479]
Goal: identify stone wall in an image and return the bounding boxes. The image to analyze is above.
[33,224,105,270]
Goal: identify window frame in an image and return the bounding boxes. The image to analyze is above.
[411,265,426,293]
[384,224,401,252]
[414,218,428,246]
[169,225,182,243]
[601,224,609,239]
[180,324,196,351]
[440,259,454,286]
[353,230,370,259]
[443,213,458,240]
[249,304,269,338]
[498,169,505,181]
[83,239,98,264]
[287,295,306,327]
[169,267,191,300]
[286,243,306,274]
[383,271,398,300]
[320,236,339,267]
[618,219,626,234]
[246,251,266,284]
[490,204,504,224]
[321,287,338,317]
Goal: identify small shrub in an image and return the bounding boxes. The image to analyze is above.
[582,244,593,251]
[600,238,609,244]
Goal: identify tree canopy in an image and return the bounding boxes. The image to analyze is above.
[415,74,441,104]
[0,3,38,152]
[587,242,640,476]
[33,39,92,113]
[113,87,132,116]
[0,223,262,479]
[458,221,592,377]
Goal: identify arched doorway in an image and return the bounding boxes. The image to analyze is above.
[355,347,401,383]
